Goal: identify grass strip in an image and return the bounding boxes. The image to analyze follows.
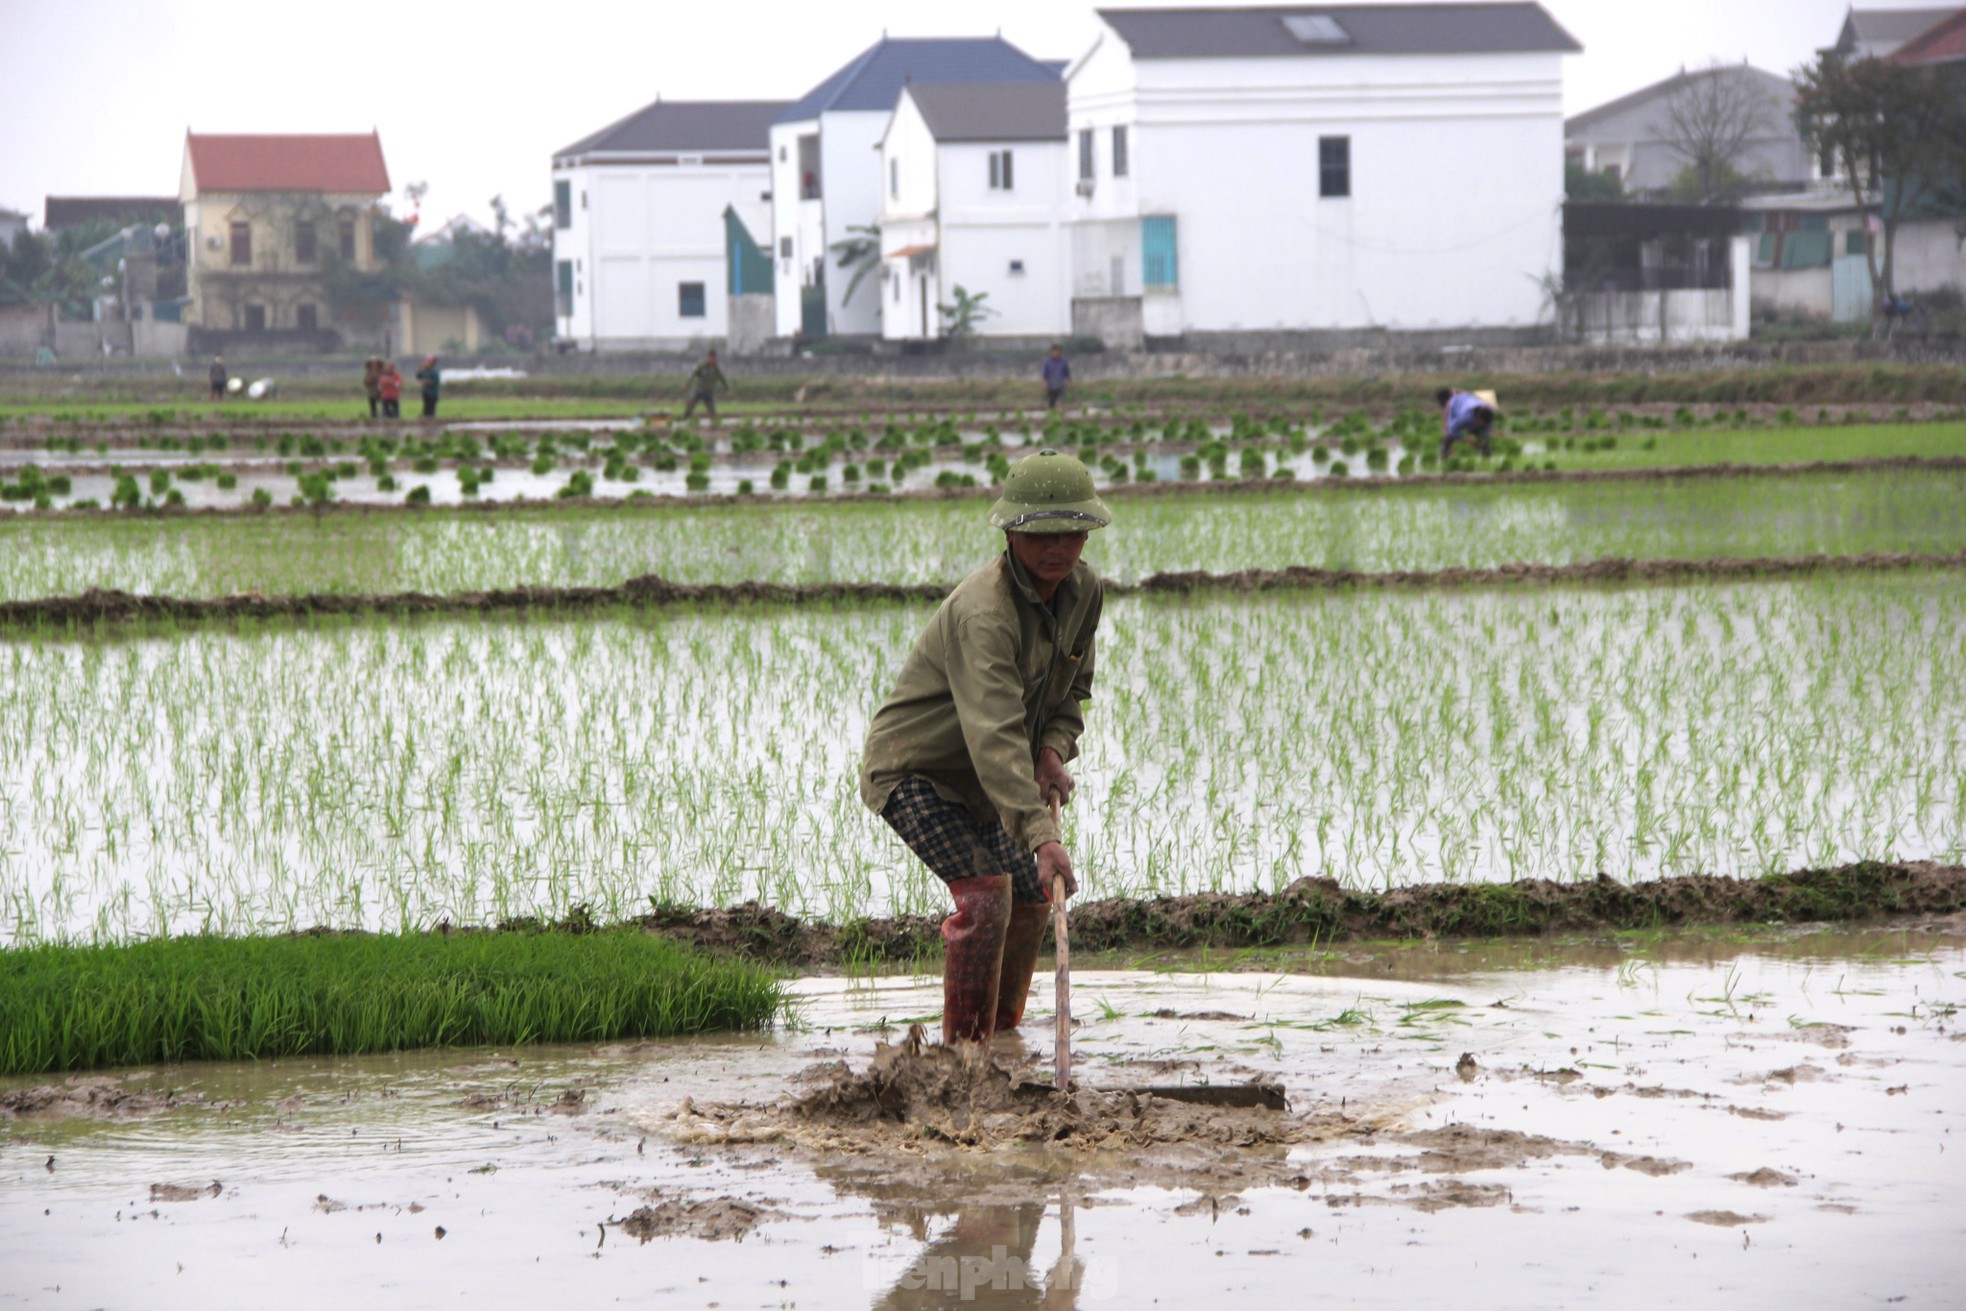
[0,929,782,1076]
[638,861,1966,968]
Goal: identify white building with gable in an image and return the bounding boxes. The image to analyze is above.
[768,37,1064,341]
[551,100,786,351]
[1065,3,1580,346]
[876,82,1072,342]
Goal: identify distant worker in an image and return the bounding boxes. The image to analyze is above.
[362,357,384,419]
[1436,386,1495,462]
[682,349,731,426]
[1041,344,1071,411]
[209,355,228,401]
[860,449,1110,1046]
[378,361,404,418]
[415,355,442,419]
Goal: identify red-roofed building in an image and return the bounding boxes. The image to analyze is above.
[1886,7,1966,65]
[179,132,392,338]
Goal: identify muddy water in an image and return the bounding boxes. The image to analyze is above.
[3,923,1962,1308]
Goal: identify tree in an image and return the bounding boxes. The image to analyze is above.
[1565,162,1625,202]
[1794,52,1966,322]
[827,223,881,306]
[1660,62,1779,204]
[937,285,997,339]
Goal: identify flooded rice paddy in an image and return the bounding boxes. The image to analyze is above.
[3,468,1965,603]
[3,922,1961,1308]
[3,575,1961,943]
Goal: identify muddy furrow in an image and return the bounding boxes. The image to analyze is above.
[627,861,1966,968]
[4,550,1965,628]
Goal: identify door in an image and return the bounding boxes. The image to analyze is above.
[919,275,929,339]
[1831,254,1872,323]
[800,283,827,340]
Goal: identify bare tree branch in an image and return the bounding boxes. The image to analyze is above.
[1660,61,1780,203]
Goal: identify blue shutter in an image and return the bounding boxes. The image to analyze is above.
[1142,215,1177,289]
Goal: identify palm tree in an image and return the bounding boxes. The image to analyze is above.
[828,223,881,306]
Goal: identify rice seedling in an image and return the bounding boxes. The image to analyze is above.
[6,469,1964,604]
[0,928,783,1073]
[0,573,1957,943]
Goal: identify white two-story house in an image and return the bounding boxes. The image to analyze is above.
[1066,4,1580,345]
[877,82,1071,342]
[552,99,786,351]
[769,36,1063,341]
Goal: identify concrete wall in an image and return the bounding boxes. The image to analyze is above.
[1569,289,1735,344]
[1891,218,1966,297]
[1072,296,1142,349]
[727,293,775,354]
[1752,266,1834,320]
[0,304,52,357]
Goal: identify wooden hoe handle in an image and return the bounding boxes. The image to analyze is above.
[1050,795,1072,1093]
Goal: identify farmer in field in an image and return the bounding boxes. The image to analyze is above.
[861,450,1109,1045]
[1436,386,1495,461]
[1041,344,1071,411]
[209,355,228,401]
[415,355,442,419]
[682,349,730,425]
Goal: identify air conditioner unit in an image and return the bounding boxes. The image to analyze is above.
[1074,180,1096,198]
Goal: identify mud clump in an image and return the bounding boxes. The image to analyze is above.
[612,1196,773,1243]
[149,1181,222,1202]
[780,1027,1310,1152]
[0,1075,204,1122]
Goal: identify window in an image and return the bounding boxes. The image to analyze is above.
[989,150,1015,191]
[679,282,706,318]
[1143,215,1177,288]
[294,220,317,264]
[1008,259,1025,275]
[1282,14,1351,45]
[1112,126,1129,178]
[554,180,572,229]
[1078,129,1095,181]
[338,215,356,261]
[556,260,574,317]
[1846,230,1867,256]
[1319,136,1350,198]
[242,304,266,331]
[296,303,318,331]
[798,135,821,199]
[779,236,793,258]
[229,221,252,267]
[890,158,899,200]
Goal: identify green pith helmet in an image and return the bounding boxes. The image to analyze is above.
[987,449,1113,533]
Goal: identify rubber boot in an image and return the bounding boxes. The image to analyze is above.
[993,902,1052,1031]
[941,875,1011,1044]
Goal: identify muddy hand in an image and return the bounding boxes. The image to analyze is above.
[1037,841,1077,902]
[1036,747,1075,807]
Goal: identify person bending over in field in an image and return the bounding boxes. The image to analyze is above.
[860,450,1110,1044]
[1437,386,1495,462]
[682,350,730,426]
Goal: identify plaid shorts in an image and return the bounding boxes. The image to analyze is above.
[881,776,1045,904]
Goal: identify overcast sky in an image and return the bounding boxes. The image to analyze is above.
[0,0,1878,228]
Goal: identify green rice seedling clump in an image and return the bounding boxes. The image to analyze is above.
[0,929,782,1075]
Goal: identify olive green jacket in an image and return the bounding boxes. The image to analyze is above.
[860,550,1102,852]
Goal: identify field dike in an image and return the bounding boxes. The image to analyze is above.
[6,550,1965,629]
[633,861,1966,969]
